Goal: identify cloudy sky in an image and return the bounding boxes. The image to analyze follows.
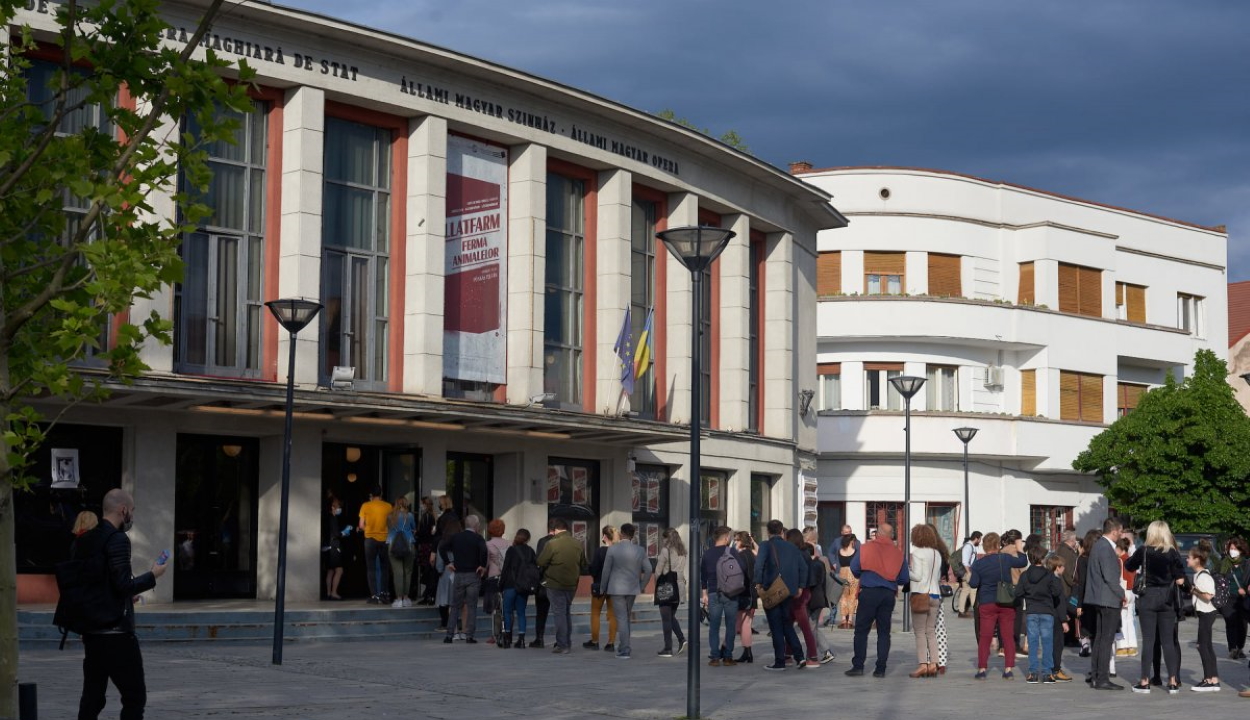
[282,0,1248,278]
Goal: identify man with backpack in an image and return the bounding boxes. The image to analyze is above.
[70,488,167,720]
[954,532,981,617]
[701,526,745,666]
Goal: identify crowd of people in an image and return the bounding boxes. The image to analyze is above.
[326,493,1250,698]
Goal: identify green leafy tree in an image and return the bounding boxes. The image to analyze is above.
[1073,349,1250,536]
[0,0,253,711]
[654,108,751,154]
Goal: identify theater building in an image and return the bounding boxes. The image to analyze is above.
[14,0,846,603]
[793,165,1227,551]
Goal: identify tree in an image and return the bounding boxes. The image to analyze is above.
[654,108,751,154]
[0,0,252,712]
[1072,349,1250,536]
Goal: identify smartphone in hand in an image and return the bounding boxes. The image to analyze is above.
[157,549,170,566]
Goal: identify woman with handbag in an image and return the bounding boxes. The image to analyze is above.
[733,531,758,663]
[584,525,619,651]
[969,532,1027,679]
[655,528,688,657]
[1123,520,1186,693]
[1218,537,1250,660]
[908,524,943,678]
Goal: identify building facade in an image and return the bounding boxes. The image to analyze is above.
[14,0,846,603]
[793,165,1227,552]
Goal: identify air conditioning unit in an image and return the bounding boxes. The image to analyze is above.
[984,365,1004,388]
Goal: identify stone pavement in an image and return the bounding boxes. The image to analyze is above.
[17,605,1250,719]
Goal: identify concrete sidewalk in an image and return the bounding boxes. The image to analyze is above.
[18,605,1250,719]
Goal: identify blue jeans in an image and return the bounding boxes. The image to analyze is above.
[707,592,737,660]
[764,600,803,665]
[1026,613,1054,676]
[502,588,528,636]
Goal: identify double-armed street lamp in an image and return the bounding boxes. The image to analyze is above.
[265,298,322,665]
[657,225,734,720]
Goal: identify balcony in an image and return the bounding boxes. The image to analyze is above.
[817,409,1103,472]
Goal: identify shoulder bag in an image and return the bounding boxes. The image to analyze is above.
[1132,548,1149,596]
[760,541,792,610]
[994,554,1015,605]
[653,549,680,606]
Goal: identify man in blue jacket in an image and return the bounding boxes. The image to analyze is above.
[753,519,808,671]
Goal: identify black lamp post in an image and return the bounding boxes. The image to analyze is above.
[888,375,925,632]
[265,298,322,665]
[953,427,978,542]
[657,225,734,720]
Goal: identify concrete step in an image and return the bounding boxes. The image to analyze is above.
[19,601,667,646]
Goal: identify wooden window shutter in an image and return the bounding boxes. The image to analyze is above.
[1118,382,1145,412]
[1115,282,1125,307]
[1059,371,1080,421]
[817,252,842,295]
[864,362,904,371]
[1126,284,1146,323]
[864,251,905,275]
[928,253,961,297]
[817,362,841,376]
[1078,266,1102,317]
[1079,373,1103,422]
[1058,263,1079,314]
[1021,369,1036,416]
[1018,262,1035,305]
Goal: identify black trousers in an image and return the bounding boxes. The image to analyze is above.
[534,590,550,639]
[79,633,146,720]
[1221,601,1248,652]
[1139,603,1180,681]
[1197,610,1219,679]
[1090,605,1121,684]
[851,587,896,672]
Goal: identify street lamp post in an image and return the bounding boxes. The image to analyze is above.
[657,225,734,720]
[953,427,979,542]
[265,298,322,666]
[888,375,925,632]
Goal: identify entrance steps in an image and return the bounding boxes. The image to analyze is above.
[18,598,667,646]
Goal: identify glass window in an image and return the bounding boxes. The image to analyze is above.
[699,470,728,550]
[544,174,585,408]
[865,501,905,544]
[176,100,268,378]
[547,458,599,557]
[926,503,958,551]
[1177,293,1204,337]
[926,365,958,411]
[632,464,670,561]
[629,198,657,417]
[322,117,391,388]
[818,365,841,411]
[866,273,903,295]
[750,474,773,546]
[865,367,902,410]
[1029,505,1073,550]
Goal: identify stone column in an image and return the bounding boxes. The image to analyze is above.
[402,115,448,395]
[764,232,795,440]
[595,168,632,415]
[717,214,751,431]
[278,86,325,385]
[506,143,547,403]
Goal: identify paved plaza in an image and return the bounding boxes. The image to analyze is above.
[18,606,1250,719]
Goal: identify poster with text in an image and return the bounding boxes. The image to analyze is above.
[646,524,660,558]
[646,476,660,513]
[707,476,721,511]
[572,521,588,554]
[444,136,508,384]
[546,465,562,503]
[631,473,640,512]
[571,467,589,506]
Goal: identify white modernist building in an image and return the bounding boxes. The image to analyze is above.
[791,165,1228,551]
[14,0,845,604]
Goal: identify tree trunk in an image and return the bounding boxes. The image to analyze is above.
[0,481,16,718]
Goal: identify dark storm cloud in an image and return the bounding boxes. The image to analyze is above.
[281,0,1249,277]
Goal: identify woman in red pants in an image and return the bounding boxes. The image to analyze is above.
[969,532,1027,679]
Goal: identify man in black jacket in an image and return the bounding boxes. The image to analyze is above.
[78,488,167,720]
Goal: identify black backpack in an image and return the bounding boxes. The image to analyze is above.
[53,526,123,648]
[515,562,541,596]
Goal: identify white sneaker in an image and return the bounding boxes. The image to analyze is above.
[391,599,403,608]
[402,598,412,607]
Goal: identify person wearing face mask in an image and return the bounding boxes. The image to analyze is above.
[324,497,350,599]
[75,488,168,720]
[1218,537,1250,660]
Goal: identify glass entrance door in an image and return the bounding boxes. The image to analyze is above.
[445,452,492,530]
[174,435,259,599]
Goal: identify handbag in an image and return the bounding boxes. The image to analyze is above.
[760,541,792,610]
[995,555,1015,605]
[1132,548,1149,596]
[911,548,939,614]
[653,551,680,606]
[389,528,413,559]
